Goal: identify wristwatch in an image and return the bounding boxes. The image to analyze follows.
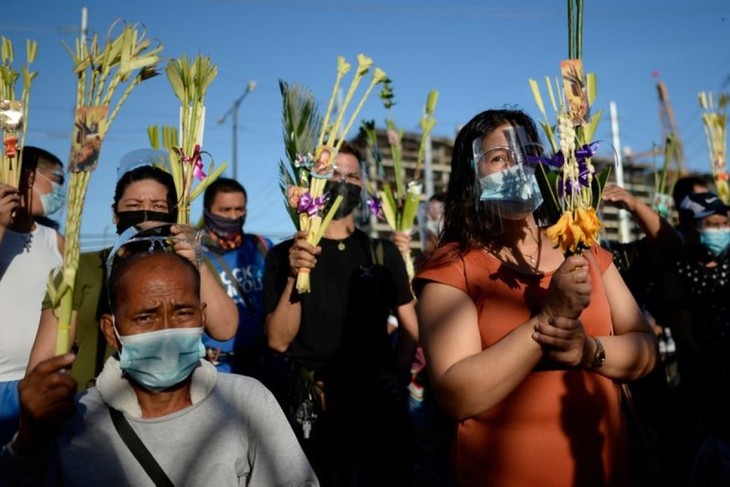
[589,337,606,369]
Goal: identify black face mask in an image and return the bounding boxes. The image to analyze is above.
[325,181,362,220]
[203,209,244,239]
[115,210,175,235]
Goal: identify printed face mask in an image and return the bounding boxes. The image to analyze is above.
[116,210,175,235]
[34,171,66,215]
[700,227,730,256]
[115,325,205,392]
[478,164,543,219]
[203,209,245,240]
[325,180,362,220]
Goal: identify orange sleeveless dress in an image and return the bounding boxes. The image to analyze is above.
[416,244,629,487]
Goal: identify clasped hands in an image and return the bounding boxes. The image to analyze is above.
[532,255,596,369]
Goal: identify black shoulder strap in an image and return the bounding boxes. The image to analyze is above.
[108,407,174,487]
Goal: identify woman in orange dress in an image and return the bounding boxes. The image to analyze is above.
[414,109,658,486]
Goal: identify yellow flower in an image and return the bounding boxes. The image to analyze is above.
[546,212,573,252]
[575,207,602,245]
[546,208,601,255]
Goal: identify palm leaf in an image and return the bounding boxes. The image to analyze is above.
[280,79,321,184]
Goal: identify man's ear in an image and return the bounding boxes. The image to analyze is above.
[112,205,119,224]
[100,314,120,351]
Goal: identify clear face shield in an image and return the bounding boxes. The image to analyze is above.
[105,223,202,309]
[472,125,545,228]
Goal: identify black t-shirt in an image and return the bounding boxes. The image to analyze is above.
[666,248,730,386]
[263,229,413,375]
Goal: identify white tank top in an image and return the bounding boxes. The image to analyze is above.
[0,223,63,381]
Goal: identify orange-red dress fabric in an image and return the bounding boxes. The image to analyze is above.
[415,244,629,487]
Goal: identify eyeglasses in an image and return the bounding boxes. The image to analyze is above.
[474,146,518,169]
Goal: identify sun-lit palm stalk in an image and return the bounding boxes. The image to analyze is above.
[49,21,161,356]
[362,90,439,279]
[699,91,729,204]
[165,54,226,223]
[530,0,608,255]
[0,37,37,187]
[285,54,386,293]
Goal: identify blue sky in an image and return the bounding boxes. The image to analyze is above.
[4,0,729,249]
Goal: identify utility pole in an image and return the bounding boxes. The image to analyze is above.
[80,7,88,45]
[218,80,256,181]
[610,101,632,243]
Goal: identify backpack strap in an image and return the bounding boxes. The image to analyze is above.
[372,238,384,266]
[248,233,270,258]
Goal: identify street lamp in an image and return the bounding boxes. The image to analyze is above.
[218,80,256,181]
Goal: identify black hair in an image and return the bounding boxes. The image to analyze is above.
[338,141,364,169]
[672,175,709,234]
[672,175,708,209]
[21,146,64,173]
[429,192,446,204]
[113,165,178,221]
[108,250,200,311]
[441,108,543,254]
[203,178,247,211]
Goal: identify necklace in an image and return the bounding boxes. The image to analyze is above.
[337,240,346,251]
[520,226,541,265]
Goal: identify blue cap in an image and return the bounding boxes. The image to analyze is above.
[679,192,730,220]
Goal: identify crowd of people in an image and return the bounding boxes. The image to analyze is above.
[0,105,729,486]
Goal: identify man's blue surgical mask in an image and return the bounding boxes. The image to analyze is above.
[478,164,543,218]
[116,325,205,391]
[700,227,730,256]
[34,171,66,215]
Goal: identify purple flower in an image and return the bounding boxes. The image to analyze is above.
[367,195,383,219]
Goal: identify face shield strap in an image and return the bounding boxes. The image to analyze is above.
[105,223,202,306]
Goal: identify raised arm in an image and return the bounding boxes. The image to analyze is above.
[0,183,20,244]
[171,224,237,340]
[602,183,682,261]
[265,231,318,353]
[26,309,78,373]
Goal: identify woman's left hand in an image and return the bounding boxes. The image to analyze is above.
[532,316,591,368]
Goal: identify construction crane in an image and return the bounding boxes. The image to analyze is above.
[627,76,689,175]
[655,76,688,175]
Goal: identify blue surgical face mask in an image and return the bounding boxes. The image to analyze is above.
[478,164,543,218]
[700,227,730,256]
[34,170,66,215]
[115,325,205,391]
